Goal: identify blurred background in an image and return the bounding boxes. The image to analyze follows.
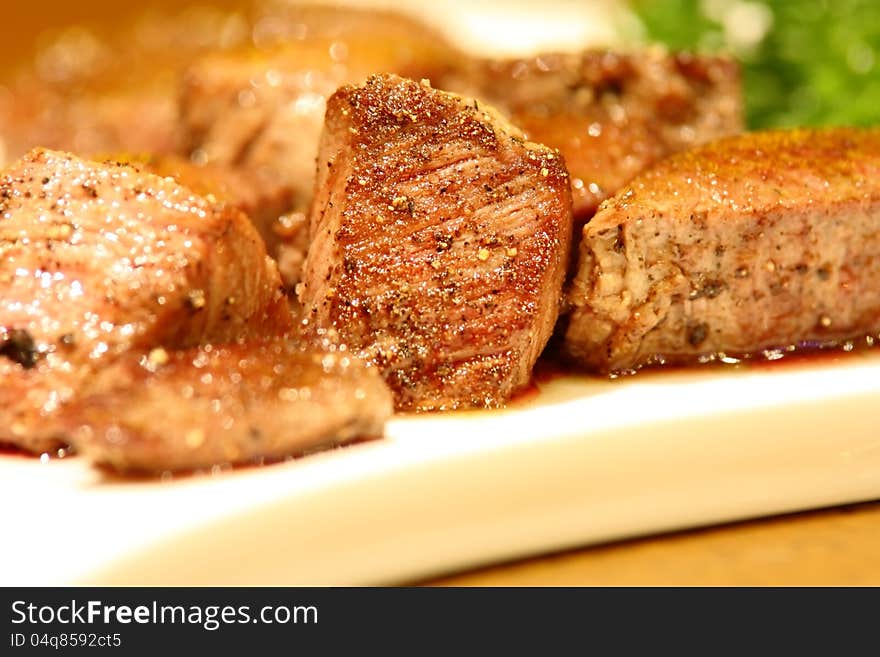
[638,0,880,128]
[0,0,877,130]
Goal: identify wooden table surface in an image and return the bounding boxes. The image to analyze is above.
[425,500,880,586]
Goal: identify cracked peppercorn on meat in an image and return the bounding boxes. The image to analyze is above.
[299,74,572,410]
[0,148,291,452]
[565,128,880,372]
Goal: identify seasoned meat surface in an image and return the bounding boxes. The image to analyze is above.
[442,49,742,227]
[63,339,392,473]
[0,149,291,452]
[135,155,309,291]
[139,155,296,262]
[565,128,880,372]
[300,74,572,410]
[179,7,458,215]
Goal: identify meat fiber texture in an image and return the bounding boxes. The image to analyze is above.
[441,48,743,229]
[300,74,572,410]
[0,149,291,452]
[179,7,459,213]
[565,128,880,372]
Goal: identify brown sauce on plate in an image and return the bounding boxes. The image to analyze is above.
[618,335,880,379]
[514,334,880,403]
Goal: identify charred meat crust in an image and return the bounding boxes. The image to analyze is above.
[300,74,572,410]
[565,128,880,372]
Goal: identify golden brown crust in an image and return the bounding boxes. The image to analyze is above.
[566,128,880,372]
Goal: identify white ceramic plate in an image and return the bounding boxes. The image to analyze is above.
[4,1,880,587]
[3,351,880,585]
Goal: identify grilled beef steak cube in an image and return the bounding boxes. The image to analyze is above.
[565,128,880,372]
[299,74,572,410]
[0,149,291,452]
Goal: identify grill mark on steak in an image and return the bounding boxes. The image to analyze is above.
[299,74,572,410]
[440,49,743,228]
[565,128,880,372]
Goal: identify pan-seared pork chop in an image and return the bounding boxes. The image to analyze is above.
[300,74,572,410]
[179,7,458,216]
[64,338,392,473]
[565,128,880,372]
[0,149,291,452]
[441,49,742,227]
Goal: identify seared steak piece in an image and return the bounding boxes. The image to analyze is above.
[300,74,572,410]
[179,7,458,215]
[273,212,311,296]
[441,50,742,226]
[63,339,392,473]
[565,128,880,372]
[0,149,291,452]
